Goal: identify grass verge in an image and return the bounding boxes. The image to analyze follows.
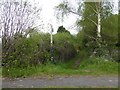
[2,57,118,78]
[0,67,2,77]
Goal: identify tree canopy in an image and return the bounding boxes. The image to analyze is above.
[57,26,70,34]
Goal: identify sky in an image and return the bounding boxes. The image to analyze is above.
[30,0,79,35]
[0,0,118,42]
[15,0,120,35]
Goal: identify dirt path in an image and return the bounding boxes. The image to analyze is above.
[2,75,118,88]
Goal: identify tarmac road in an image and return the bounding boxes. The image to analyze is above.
[2,75,118,88]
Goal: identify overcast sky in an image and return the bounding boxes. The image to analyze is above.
[28,0,118,35]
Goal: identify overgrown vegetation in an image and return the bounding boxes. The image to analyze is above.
[2,57,118,78]
[1,0,119,78]
[2,14,119,77]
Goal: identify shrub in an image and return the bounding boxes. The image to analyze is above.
[2,31,51,68]
[53,32,77,62]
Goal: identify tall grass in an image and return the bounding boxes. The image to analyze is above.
[2,57,118,78]
[0,68,2,77]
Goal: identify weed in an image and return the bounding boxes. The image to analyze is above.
[2,57,118,78]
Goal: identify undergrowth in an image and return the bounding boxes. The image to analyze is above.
[2,57,118,78]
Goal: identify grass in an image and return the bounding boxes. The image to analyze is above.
[0,67,2,77]
[2,57,118,78]
[43,86,118,88]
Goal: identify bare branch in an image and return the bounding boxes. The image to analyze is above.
[1,0,42,59]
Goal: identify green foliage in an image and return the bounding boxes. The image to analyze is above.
[77,2,118,61]
[77,15,118,61]
[3,57,118,78]
[2,1,118,78]
[76,30,96,60]
[57,26,70,34]
[101,14,118,42]
[76,2,99,59]
[0,68,2,77]
[100,14,118,61]
[79,57,118,74]
[2,29,77,68]
[2,30,51,68]
[53,32,77,62]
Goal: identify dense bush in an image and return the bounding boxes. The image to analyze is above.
[53,32,77,62]
[2,14,118,68]
[76,14,118,62]
[2,31,51,68]
[101,14,118,62]
[2,30,77,68]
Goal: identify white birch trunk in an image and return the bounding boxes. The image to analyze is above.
[97,12,101,37]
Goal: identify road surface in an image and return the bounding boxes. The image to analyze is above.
[2,75,118,88]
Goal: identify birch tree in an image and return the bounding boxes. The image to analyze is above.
[55,0,113,37]
[55,0,114,58]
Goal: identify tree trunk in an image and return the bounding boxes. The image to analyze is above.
[97,12,101,37]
